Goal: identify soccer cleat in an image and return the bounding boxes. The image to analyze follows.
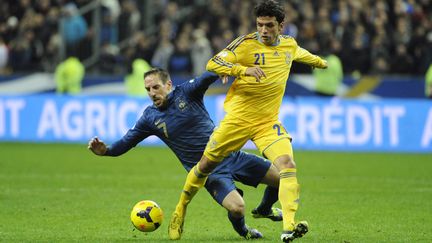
[251,207,283,221]
[168,210,185,240]
[243,227,263,240]
[280,221,309,242]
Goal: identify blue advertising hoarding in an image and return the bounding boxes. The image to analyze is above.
[0,94,431,153]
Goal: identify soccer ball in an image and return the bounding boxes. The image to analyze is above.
[130,200,164,232]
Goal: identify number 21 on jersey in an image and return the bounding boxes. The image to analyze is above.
[254,53,265,65]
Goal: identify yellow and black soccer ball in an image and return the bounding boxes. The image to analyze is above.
[130,200,164,232]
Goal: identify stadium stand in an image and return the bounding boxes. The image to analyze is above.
[0,0,431,97]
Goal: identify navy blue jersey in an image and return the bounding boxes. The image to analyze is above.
[104,71,272,205]
[106,72,219,170]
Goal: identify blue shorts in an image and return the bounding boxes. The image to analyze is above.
[204,150,271,205]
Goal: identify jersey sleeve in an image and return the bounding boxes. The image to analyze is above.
[182,71,220,98]
[294,44,327,68]
[206,36,248,77]
[105,113,152,156]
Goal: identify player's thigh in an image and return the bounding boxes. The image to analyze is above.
[253,120,294,162]
[260,163,280,187]
[228,151,272,187]
[204,118,250,162]
[205,174,237,206]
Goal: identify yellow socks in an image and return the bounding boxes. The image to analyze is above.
[177,163,209,207]
[279,168,300,231]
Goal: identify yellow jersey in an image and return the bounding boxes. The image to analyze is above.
[207,32,326,123]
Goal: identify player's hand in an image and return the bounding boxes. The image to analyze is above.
[321,60,328,69]
[245,66,266,82]
[312,59,328,70]
[88,136,107,155]
[220,75,229,84]
[315,60,328,69]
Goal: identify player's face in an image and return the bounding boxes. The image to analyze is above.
[256,16,283,46]
[145,74,172,109]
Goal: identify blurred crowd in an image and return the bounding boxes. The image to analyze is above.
[0,0,431,76]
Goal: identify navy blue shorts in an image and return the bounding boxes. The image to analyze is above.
[204,150,271,205]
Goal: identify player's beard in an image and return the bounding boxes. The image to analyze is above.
[154,100,161,107]
[153,96,167,109]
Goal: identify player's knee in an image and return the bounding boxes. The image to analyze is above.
[198,156,219,174]
[222,190,245,217]
[274,154,296,169]
[227,202,245,218]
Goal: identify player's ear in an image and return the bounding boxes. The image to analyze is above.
[278,21,284,32]
[166,80,173,89]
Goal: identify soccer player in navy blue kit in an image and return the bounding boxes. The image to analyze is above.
[88,68,282,240]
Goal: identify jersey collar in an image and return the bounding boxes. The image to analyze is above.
[165,91,175,105]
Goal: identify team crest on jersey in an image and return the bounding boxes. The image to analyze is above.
[285,52,292,64]
[176,98,188,111]
[273,51,279,56]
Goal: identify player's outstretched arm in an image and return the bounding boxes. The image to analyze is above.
[295,47,328,69]
[88,136,107,156]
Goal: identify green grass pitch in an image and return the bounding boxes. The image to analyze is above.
[1,143,431,242]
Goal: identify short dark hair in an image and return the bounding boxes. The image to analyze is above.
[254,0,285,24]
[144,68,171,84]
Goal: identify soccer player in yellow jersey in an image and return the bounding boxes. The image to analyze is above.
[169,1,328,242]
